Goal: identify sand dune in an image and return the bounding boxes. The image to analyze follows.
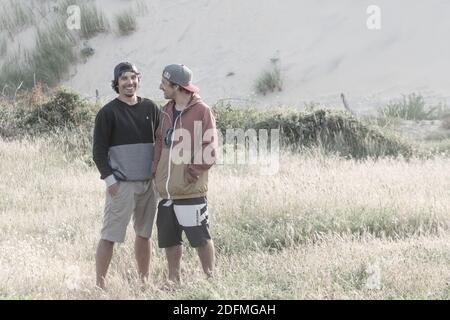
[2,0,450,111]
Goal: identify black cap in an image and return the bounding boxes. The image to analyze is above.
[114,62,139,81]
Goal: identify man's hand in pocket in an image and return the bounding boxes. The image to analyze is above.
[108,182,120,197]
[185,166,199,184]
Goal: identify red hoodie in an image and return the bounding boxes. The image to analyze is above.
[151,94,217,199]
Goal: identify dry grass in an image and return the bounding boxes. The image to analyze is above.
[0,1,35,38]
[114,11,137,36]
[0,137,449,299]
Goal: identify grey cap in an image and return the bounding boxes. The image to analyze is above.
[114,62,140,81]
[162,64,199,93]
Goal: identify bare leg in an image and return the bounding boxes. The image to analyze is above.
[197,239,215,278]
[165,245,182,283]
[135,235,150,283]
[96,239,114,289]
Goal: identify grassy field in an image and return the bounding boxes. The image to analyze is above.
[0,136,449,299]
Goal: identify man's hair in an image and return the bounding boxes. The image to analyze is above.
[111,74,141,93]
[168,80,191,94]
[111,79,120,94]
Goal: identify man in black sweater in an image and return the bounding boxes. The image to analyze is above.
[93,62,160,289]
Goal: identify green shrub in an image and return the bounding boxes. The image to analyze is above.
[115,11,137,36]
[213,104,414,159]
[79,3,108,39]
[378,93,447,120]
[23,87,95,133]
[0,51,33,92]
[0,87,96,137]
[254,63,283,95]
[32,22,78,86]
[0,21,77,91]
[0,1,35,37]
[0,1,109,91]
[379,94,450,121]
[432,103,450,120]
[0,87,96,164]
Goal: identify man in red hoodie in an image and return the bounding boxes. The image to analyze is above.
[152,64,217,284]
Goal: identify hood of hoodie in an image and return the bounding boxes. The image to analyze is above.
[159,94,209,148]
[162,93,202,117]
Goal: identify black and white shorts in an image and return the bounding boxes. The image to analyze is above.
[156,197,211,248]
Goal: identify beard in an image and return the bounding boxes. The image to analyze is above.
[163,91,173,99]
[121,85,137,97]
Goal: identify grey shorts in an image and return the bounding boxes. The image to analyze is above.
[101,180,158,243]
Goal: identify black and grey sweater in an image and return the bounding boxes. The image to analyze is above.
[93,97,160,186]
